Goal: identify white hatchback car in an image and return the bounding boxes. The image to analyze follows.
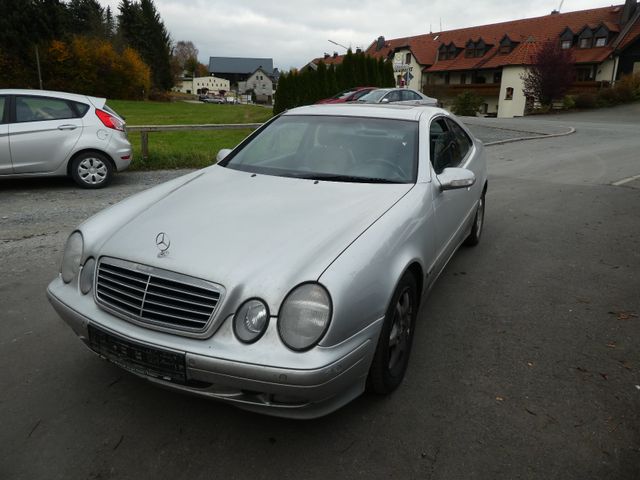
[0,89,132,188]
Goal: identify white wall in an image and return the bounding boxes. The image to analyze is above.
[498,66,527,118]
[173,75,230,94]
[596,59,616,82]
[393,49,423,90]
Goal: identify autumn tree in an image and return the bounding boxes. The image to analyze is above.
[118,0,173,90]
[521,39,575,106]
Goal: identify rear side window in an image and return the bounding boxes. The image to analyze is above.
[401,90,421,101]
[0,96,6,123]
[15,96,77,123]
[73,102,90,117]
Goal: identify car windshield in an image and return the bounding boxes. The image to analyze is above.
[221,115,418,183]
[358,90,387,103]
[332,89,356,99]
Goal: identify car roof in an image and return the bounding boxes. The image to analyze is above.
[285,103,445,121]
[0,89,105,107]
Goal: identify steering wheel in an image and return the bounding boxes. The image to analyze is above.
[367,157,408,181]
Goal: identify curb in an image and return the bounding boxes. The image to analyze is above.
[484,127,576,146]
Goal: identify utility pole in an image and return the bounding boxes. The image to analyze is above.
[35,45,43,89]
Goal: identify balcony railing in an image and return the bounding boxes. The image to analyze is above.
[567,80,611,95]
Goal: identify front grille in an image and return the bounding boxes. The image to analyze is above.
[95,257,222,333]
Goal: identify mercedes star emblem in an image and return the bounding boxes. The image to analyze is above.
[155,232,170,256]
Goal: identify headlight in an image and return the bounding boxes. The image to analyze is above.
[80,257,96,294]
[278,283,332,351]
[61,232,83,283]
[233,299,269,343]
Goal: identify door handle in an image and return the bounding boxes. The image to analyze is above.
[58,124,78,131]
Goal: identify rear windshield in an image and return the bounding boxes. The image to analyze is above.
[104,104,124,120]
[221,115,419,184]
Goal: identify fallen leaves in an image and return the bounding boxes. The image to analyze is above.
[608,310,638,321]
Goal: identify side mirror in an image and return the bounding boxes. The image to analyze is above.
[437,167,476,191]
[216,148,233,162]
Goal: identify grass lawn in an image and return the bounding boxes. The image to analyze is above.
[107,100,273,170]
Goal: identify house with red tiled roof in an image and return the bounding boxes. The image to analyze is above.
[309,1,640,117]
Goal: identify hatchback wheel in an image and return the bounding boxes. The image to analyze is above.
[71,152,113,189]
[367,272,418,394]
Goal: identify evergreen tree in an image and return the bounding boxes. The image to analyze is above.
[316,61,328,99]
[67,0,105,37]
[118,0,173,90]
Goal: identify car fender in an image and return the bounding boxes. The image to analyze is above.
[317,185,434,347]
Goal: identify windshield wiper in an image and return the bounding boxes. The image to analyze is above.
[301,173,399,184]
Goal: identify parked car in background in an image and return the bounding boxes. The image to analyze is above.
[0,89,131,188]
[202,96,225,104]
[316,86,377,104]
[358,88,438,106]
[47,103,487,418]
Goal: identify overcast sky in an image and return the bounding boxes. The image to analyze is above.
[98,0,618,70]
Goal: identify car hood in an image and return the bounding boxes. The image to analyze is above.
[96,166,413,312]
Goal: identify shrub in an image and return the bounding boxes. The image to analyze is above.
[574,92,597,109]
[615,73,640,102]
[451,91,484,116]
[148,90,172,102]
[562,95,576,109]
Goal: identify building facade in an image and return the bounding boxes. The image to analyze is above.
[173,75,230,95]
[238,68,274,103]
[308,2,640,117]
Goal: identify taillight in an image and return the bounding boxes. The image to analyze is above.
[95,109,125,131]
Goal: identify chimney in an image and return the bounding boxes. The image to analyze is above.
[622,0,638,24]
[333,52,338,58]
[376,36,386,51]
[550,9,559,14]
[324,53,330,59]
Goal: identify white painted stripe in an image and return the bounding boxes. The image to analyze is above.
[612,174,640,186]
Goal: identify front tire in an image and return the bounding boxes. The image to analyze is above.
[367,272,418,394]
[70,152,113,189]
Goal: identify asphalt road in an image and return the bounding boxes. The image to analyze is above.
[1,105,639,479]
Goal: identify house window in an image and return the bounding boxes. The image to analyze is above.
[579,38,592,48]
[460,73,466,84]
[499,45,511,54]
[505,87,514,100]
[595,37,607,47]
[561,40,572,49]
[405,52,411,64]
[576,67,593,81]
[444,73,450,85]
[493,72,502,83]
[465,48,474,58]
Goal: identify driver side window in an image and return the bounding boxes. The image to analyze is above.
[429,118,454,174]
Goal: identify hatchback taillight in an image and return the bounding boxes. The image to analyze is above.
[95,109,125,131]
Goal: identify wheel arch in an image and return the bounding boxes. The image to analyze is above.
[66,148,116,176]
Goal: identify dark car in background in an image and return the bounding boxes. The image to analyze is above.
[315,87,377,104]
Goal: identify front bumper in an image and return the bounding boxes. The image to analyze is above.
[47,278,379,419]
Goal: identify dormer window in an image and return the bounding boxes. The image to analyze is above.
[438,44,449,61]
[578,27,594,49]
[595,37,607,47]
[560,27,575,50]
[499,35,514,54]
[465,40,475,58]
[448,44,458,59]
[475,39,486,58]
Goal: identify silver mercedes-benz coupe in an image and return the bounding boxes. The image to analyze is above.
[0,89,131,188]
[47,103,487,418]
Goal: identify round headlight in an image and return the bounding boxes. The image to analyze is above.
[61,232,83,283]
[233,299,270,343]
[278,283,332,351]
[80,257,96,295]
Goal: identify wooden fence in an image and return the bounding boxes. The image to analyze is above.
[127,123,264,160]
